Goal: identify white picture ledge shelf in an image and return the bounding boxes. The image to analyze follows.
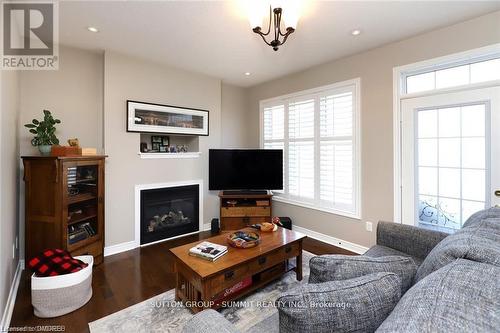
[138,152,201,159]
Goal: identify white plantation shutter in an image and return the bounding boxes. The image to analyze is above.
[263,104,285,192]
[289,99,315,139]
[263,105,284,140]
[320,141,353,207]
[289,141,314,198]
[261,80,360,217]
[320,92,353,137]
[288,98,315,199]
[319,90,355,212]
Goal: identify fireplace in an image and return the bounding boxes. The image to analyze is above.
[139,183,200,245]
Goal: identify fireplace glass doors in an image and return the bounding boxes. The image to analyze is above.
[140,184,199,245]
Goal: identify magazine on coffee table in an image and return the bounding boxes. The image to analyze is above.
[189,241,228,262]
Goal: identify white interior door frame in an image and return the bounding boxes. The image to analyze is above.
[392,43,500,223]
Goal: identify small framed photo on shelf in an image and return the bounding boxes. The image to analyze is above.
[151,136,162,143]
[150,135,169,153]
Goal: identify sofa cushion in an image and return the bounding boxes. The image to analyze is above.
[182,309,240,333]
[364,245,423,265]
[376,259,500,333]
[415,217,500,282]
[309,255,418,293]
[277,272,401,333]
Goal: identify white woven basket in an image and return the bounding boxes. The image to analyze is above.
[31,255,93,318]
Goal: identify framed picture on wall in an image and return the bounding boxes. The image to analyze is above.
[127,100,209,136]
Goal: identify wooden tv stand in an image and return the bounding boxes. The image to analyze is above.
[219,191,273,230]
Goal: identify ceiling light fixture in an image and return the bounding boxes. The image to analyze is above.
[245,72,251,76]
[351,29,361,36]
[248,3,300,51]
[87,26,99,33]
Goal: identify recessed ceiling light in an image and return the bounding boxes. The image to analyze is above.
[244,72,251,76]
[87,26,99,33]
[351,29,361,36]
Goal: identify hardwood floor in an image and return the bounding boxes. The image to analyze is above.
[9,230,354,333]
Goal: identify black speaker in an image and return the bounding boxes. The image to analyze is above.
[211,218,220,233]
[279,217,292,230]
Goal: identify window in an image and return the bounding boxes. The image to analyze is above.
[260,79,360,218]
[405,57,500,94]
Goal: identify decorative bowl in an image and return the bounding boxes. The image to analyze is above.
[227,231,261,248]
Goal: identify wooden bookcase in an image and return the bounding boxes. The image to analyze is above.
[219,191,273,230]
[22,155,106,265]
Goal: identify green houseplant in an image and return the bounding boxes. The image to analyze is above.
[24,110,61,156]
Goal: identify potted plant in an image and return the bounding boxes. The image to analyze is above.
[24,110,61,156]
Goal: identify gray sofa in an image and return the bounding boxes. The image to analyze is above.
[182,208,500,333]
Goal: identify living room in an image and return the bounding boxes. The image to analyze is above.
[1,1,499,332]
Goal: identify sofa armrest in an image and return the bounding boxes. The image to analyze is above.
[376,221,449,260]
[181,309,241,333]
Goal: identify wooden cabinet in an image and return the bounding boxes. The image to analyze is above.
[218,192,273,230]
[22,156,106,265]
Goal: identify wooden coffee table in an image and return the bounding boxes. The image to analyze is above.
[170,227,306,313]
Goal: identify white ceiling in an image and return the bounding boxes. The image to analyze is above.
[58,1,500,87]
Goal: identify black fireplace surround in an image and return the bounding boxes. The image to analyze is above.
[140,184,199,245]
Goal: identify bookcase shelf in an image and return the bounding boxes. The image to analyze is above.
[67,193,97,204]
[68,213,98,226]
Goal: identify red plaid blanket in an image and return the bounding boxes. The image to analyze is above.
[29,249,89,277]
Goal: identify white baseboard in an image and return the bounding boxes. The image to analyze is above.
[104,241,137,257]
[1,260,24,331]
[293,225,369,254]
[104,225,213,257]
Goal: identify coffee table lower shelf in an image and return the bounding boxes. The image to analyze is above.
[175,261,299,313]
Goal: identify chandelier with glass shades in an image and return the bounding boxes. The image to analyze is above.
[247,1,301,51]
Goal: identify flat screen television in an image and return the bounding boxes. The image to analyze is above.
[209,149,283,191]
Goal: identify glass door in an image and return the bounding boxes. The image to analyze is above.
[64,161,101,248]
[401,86,500,232]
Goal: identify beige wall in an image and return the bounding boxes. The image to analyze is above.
[221,83,252,148]
[247,11,500,248]
[0,70,20,324]
[104,51,223,246]
[19,45,104,155]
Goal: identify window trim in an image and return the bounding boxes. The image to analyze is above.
[259,78,362,220]
[400,47,500,97]
[393,43,500,223]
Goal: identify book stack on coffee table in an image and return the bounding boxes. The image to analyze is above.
[189,241,227,262]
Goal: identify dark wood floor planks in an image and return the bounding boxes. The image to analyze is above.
[9,231,355,332]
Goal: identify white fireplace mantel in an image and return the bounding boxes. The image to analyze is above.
[134,179,204,248]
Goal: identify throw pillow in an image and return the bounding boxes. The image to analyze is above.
[415,217,500,282]
[376,259,500,333]
[309,255,418,294]
[277,272,401,333]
